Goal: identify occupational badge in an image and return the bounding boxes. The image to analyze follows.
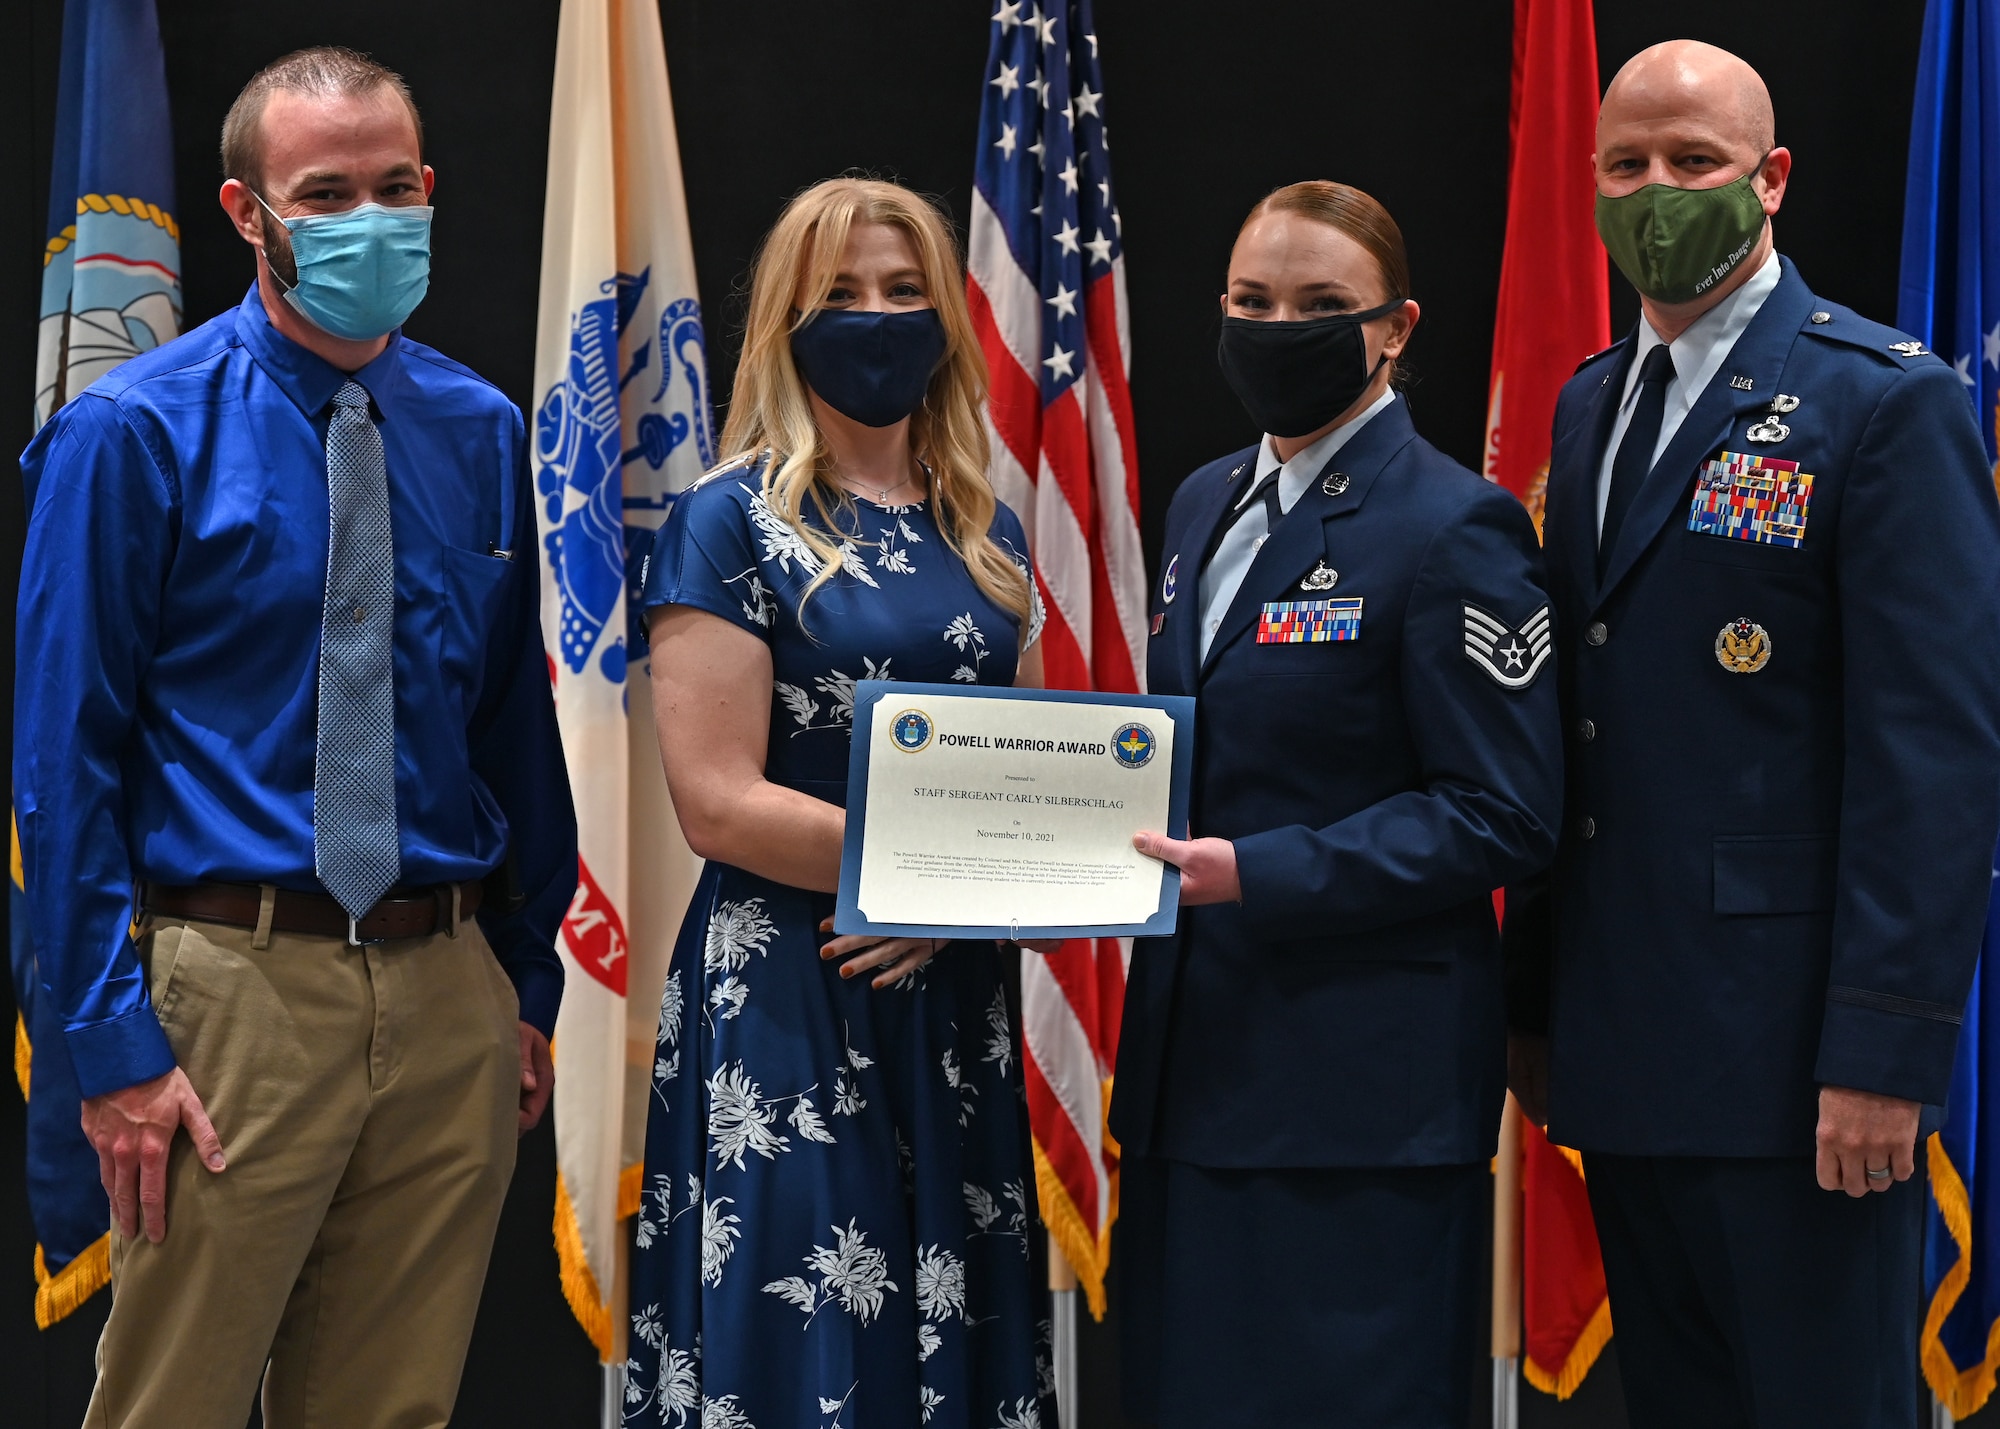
[1257,597,1363,643]
[1462,603,1551,690]
[890,708,935,751]
[1729,374,1755,391]
[1162,553,1179,605]
[1714,617,1772,674]
[1889,340,1930,357]
[1299,561,1339,592]
[1688,451,1816,548]
[1321,471,1350,496]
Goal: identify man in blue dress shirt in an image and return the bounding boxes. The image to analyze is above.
[15,47,576,1427]
[1507,42,2000,1427]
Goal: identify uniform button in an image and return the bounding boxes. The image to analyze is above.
[1810,311,1832,324]
[1585,621,1607,646]
[1577,816,1597,840]
[1577,718,1597,742]
[353,606,366,624]
[1251,536,1267,553]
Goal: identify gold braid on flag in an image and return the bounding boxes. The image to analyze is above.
[43,193,181,266]
[1524,1298,1614,1400]
[1922,1133,2000,1417]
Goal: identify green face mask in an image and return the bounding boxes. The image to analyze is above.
[1594,171,1768,305]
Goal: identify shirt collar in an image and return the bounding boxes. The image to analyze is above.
[1623,250,1782,413]
[232,282,412,421]
[1243,387,1398,508]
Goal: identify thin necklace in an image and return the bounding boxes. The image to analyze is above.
[839,458,926,506]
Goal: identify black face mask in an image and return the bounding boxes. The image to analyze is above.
[1216,299,1404,438]
[789,308,948,428]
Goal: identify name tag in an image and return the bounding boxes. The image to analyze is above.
[1688,451,1816,549]
[1257,598,1363,643]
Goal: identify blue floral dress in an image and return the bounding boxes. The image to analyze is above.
[626,461,1057,1429]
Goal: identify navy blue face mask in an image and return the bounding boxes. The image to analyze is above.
[789,308,948,428]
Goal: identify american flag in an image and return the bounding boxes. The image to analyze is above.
[968,0,1142,1318]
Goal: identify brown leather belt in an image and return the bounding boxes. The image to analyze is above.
[142,880,483,945]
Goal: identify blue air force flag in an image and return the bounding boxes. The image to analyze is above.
[1898,0,2000,1414]
[34,0,180,430]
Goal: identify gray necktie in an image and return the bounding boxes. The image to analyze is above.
[314,381,401,919]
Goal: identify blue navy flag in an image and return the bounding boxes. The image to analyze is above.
[1898,0,2000,1413]
[34,0,180,429]
[19,0,177,1328]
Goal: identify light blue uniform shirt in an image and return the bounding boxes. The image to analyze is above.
[1198,388,1395,659]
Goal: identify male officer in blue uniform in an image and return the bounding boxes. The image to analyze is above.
[16,48,575,1427]
[1505,41,2000,1427]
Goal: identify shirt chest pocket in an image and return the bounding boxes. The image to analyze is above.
[438,546,514,709]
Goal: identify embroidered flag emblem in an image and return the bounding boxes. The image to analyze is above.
[1688,451,1817,548]
[1258,597,1363,643]
[1463,603,1551,689]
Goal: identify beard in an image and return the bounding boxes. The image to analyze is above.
[257,205,300,289]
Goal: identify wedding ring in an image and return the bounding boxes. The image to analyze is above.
[1866,1166,1893,1180]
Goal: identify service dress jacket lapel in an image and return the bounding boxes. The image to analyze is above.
[1197,397,1419,681]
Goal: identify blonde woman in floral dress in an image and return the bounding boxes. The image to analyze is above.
[624,178,1058,1429]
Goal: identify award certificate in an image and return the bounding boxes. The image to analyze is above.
[835,682,1195,941]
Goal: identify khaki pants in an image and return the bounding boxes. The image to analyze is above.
[85,912,522,1429]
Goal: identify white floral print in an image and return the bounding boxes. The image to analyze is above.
[915,1245,968,1322]
[762,1220,899,1327]
[702,1194,743,1287]
[981,986,1013,1078]
[706,899,778,974]
[777,657,893,736]
[707,1063,791,1171]
[944,613,988,683]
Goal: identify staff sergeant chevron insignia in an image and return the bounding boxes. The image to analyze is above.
[1463,602,1551,689]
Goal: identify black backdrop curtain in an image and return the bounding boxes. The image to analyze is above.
[0,1,1959,1425]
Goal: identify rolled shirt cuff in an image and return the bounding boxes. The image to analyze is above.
[64,1006,178,1101]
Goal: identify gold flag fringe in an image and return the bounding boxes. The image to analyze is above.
[553,1169,614,1361]
[1031,1073,1121,1321]
[1524,1295,1613,1400]
[35,1235,110,1329]
[1922,1132,2000,1417]
[554,1162,647,1363]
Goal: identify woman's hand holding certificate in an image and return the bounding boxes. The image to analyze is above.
[836,682,1196,940]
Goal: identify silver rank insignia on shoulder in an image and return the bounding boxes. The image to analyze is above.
[1715,617,1772,674]
[1729,375,1755,391]
[1321,471,1350,496]
[1463,603,1551,690]
[1889,340,1930,357]
[1299,561,1338,592]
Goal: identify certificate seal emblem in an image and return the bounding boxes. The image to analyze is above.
[890,709,934,752]
[1110,722,1157,770]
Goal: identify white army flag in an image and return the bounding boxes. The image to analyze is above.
[530,0,712,1359]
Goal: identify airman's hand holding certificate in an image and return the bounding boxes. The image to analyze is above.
[835,682,1196,940]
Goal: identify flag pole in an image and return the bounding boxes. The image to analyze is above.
[1048,1230,1080,1426]
[1492,1092,1524,1429]
[601,1228,630,1428]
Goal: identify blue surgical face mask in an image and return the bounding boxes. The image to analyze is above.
[255,192,433,341]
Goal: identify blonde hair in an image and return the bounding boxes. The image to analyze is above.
[717,177,1031,627]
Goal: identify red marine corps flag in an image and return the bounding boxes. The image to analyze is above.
[1485,0,1613,1405]
[968,0,1143,1320]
